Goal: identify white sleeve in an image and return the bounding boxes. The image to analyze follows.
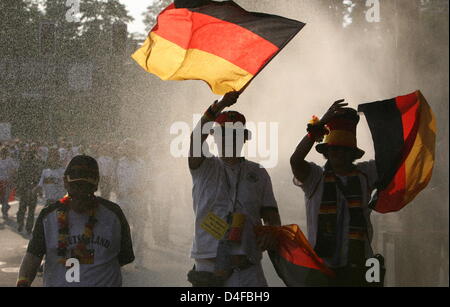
[261,169,278,209]
[293,162,324,199]
[189,157,214,180]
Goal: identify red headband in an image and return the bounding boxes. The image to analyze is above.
[215,111,246,126]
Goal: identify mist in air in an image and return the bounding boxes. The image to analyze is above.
[115,0,449,287]
[0,0,436,287]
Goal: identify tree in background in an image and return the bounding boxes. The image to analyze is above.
[0,0,43,57]
[142,0,172,32]
[43,0,133,57]
[79,0,133,55]
[44,0,82,57]
[0,0,133,58]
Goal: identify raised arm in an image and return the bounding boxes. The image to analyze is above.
[188,91,240,170]
[290,99,348,183]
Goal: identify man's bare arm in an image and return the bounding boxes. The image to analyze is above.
[188,91,240,170]
[261,208,281,227]
[290,99,348,184]
[17,252,43,287]
[188,112,214,170]
[257,208,282,252]
[290,136,315,184]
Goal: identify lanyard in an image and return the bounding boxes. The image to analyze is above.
[223,161,243,219]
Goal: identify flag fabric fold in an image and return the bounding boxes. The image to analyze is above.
[255,224,334,287]
[132,0,305,95]
[358,90,436,213]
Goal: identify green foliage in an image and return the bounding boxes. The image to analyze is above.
[77,0,133,56]
[0,0,133,58]
[0,0,44,57]
[142,0,173,32]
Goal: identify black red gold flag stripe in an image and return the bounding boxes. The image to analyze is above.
[255,225,335,287]
[132,0,305,95]
[358,91,436,213]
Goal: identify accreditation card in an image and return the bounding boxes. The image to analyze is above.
[200,212,230,240]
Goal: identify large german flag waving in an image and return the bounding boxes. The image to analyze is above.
[358,91,436,213]
[132,0,305,95]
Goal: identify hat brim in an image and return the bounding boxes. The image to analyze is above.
[316,143,365,160]
[66,175,99,186]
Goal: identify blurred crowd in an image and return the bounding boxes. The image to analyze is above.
[0,137,160,268]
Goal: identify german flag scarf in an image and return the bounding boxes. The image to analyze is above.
[315,166,367,266]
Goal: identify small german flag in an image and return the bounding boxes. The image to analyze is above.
[132,0,305,95]
[255,225,335,287]
[358,91,436,213]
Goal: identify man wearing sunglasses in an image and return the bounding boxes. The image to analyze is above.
[187,92,281,287]
[17,155,134,287]
[290,100,381,287]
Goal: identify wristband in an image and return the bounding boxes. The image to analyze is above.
[307,116,328,142]
[204,101,219,121]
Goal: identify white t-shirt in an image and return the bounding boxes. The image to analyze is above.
[38,146,49,162]
[58,147,66,160]
[38,168,66,202]
[71,146,80,156]
[0,158,18,181]
[64,148,79,165]
[293,160,378,268]
[190,157,278,263]
[27,198,134,287]
[97,156,114,178]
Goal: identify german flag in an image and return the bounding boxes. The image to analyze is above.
[255,225,334,287]
[358,91,436,213]
[132,0,305,95]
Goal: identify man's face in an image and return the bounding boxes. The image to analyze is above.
[326,146,355,170]
[64,179,97,200]
[214,127,246,158]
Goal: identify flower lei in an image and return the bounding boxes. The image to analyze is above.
[57,195,98,265]
[307,115,329,143]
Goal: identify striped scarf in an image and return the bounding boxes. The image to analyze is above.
[315,166,367,266]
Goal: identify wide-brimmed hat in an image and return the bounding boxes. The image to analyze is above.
[315,108,365,159]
